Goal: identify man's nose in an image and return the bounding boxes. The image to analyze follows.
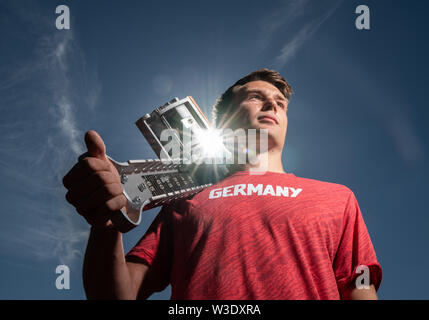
[261,98,278,113]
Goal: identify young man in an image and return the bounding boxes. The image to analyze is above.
[63,69,382,300]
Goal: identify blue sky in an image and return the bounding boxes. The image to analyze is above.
[0,0,427,299]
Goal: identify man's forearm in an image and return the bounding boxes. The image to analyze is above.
[82,226,136,299]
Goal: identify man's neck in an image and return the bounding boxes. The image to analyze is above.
[227,147,285,174]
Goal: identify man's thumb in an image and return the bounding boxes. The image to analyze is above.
[84,130,106,159]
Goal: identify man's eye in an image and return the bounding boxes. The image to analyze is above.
[248,95,262,100]
[279,99,289,109]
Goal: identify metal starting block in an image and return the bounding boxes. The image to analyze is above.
[95,96,229,232]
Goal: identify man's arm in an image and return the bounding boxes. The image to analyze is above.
[63,130,153,299]
[82,226,151,299]
[342,284,378,300]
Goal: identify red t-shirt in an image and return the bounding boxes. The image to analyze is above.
[125,171,382,299]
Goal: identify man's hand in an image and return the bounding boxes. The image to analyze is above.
[63,130,126,229]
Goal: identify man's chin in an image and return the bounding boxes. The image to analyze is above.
[224,123,278,135]
[251,123,278,133]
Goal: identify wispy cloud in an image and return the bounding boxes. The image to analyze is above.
[259,0,343,69]
[260,0,311,36]
[47,32,86,155]
[0,3,101,265]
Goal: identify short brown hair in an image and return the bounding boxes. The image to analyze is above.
[212,68,293,128]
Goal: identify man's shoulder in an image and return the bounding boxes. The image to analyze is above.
[293,174,351,191]
[287,174,354,203]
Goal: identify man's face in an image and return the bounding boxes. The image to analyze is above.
[229,80,289,149]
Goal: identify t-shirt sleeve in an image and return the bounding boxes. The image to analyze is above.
[333,190,382,296]
[125,204,173,294]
